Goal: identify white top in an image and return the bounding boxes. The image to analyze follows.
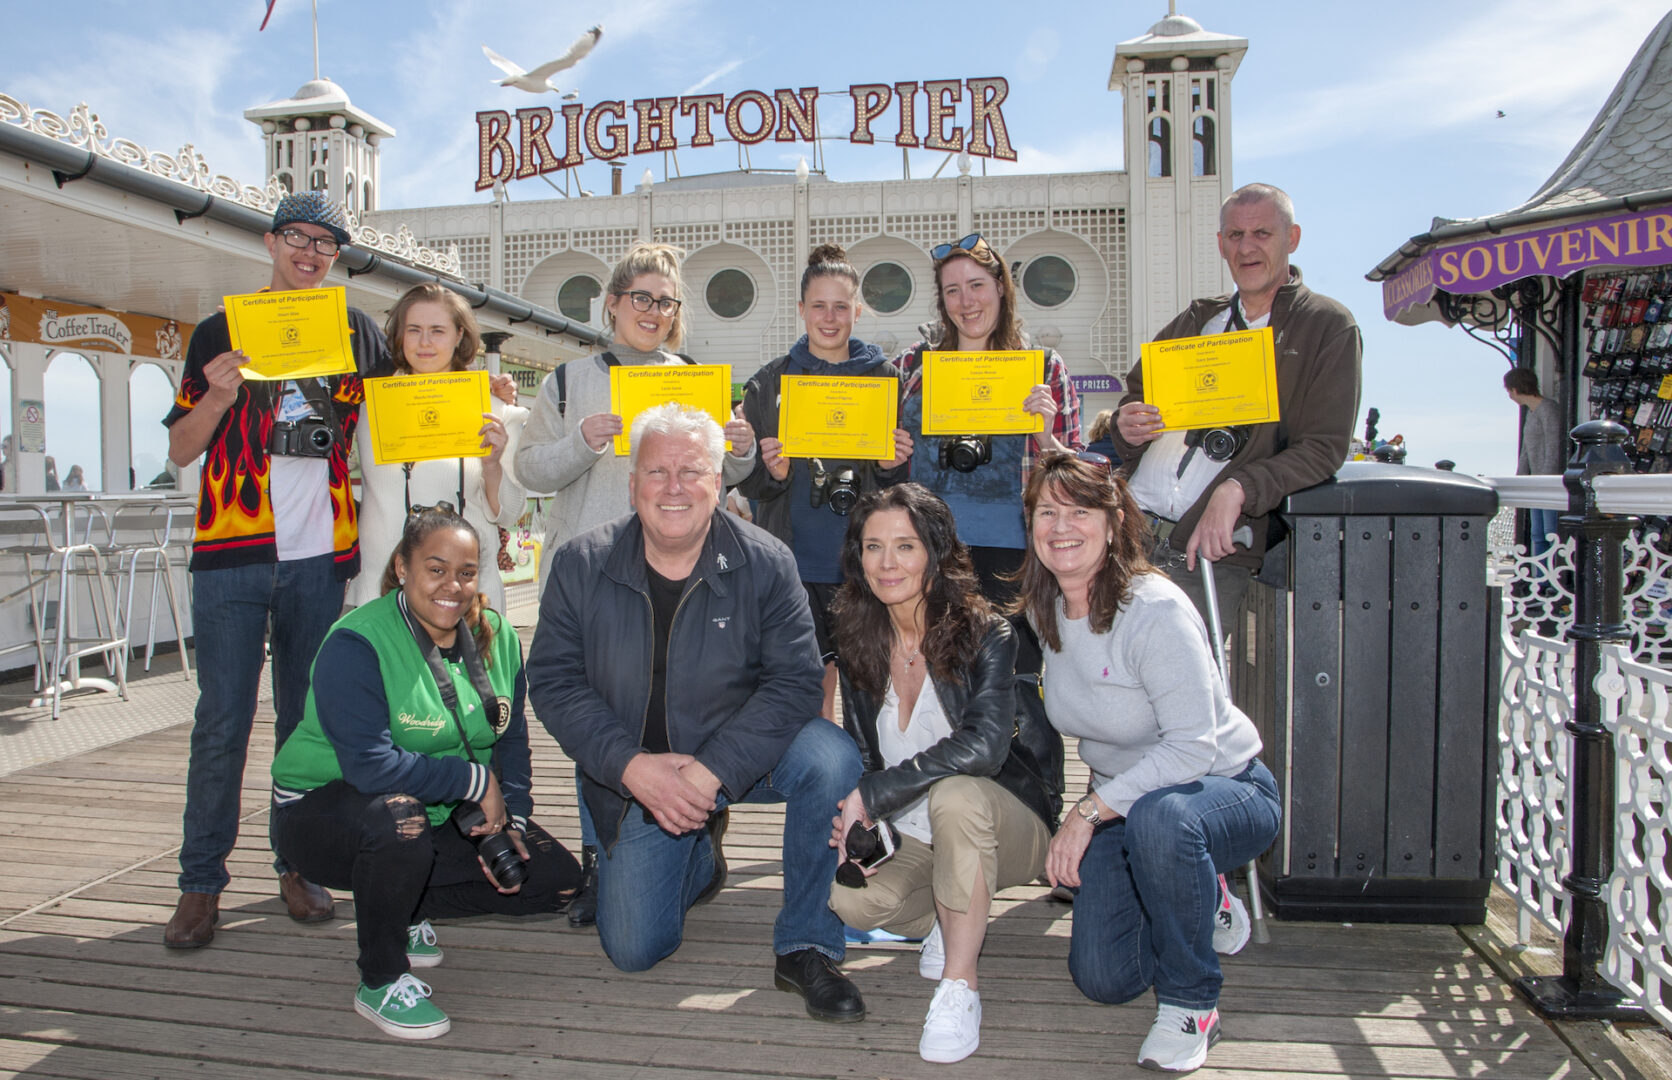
[347,398,530,614]
[1127,305,1269,521]
[270,381,334,561]
[875,679,954,844]
[1040,573,1261,817]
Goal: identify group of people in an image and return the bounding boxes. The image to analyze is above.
[158,179,1360,1074]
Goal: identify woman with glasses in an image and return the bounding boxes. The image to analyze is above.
[350,283,527,614]
[898,233,1084,680]
[515,241,759,928]
[272,505,582,1041]
[737,243,913,719]
[1013,452,1278,1074]
[825,483,1060,1064]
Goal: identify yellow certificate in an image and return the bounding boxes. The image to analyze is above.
[920,350,1044,436]
[779,376,898,460]
[609,364,733,456]
[224,287,356,381]
[363,371,491,466]
[1140,327,1280,430]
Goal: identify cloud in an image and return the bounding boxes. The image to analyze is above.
[1016,29,1060,80]
[685,59,744,96]
[980,128,1124,176]
[1240,0,1669,162]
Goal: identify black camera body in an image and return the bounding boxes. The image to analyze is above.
[267,417,336,458]
[938,434,992,473]
[451,800,526,889]
[1186,425,1249,463]
[808,458,860,515]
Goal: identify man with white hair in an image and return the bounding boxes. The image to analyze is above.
[1113,182,1362,624]
[527,404,867,1023]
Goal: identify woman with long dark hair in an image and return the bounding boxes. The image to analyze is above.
[271,505,580,1040]
[1014,452,1278,1074]
[827,483,1061,1064]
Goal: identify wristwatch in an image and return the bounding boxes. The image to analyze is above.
[1075,795,1103,827]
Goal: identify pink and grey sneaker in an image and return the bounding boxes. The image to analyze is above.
[1212,873,1250,955]
[1138,1003,1221,1072]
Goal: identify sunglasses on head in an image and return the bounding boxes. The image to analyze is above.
[407,501,458,518]
[930,233,992,261]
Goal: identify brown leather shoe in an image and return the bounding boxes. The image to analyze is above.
[279,871,336,923]
[164,891,218,949]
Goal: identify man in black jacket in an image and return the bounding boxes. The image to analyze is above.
[527,403,867,1022]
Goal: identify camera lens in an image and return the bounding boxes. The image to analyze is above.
[308,425,334,452]
[1201,429,1237,460]
[476,831,527,889]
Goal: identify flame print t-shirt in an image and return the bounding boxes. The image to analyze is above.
[163,307,388,578]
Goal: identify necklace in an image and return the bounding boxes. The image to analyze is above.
[901,643,922,667]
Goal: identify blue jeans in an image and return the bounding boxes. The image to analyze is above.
[178,554,344,894]
[1528,508,1560,558]
[1068,760,1280,1011]
[594,718,861,972]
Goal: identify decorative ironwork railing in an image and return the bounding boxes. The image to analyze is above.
[0,94,461,277]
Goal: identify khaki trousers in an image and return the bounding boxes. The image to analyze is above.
[828,775,1049,939]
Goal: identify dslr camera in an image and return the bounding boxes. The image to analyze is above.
[938,434,992,473]
[450,800,526,889]
[1185,425,1248,463]
[808,458,860,516]
[267,417,336,458]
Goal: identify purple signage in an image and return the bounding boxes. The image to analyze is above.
[1382,204,1672,321]
[1071,373,1122,395]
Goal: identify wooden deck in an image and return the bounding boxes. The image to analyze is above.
[0,645,1667,1080]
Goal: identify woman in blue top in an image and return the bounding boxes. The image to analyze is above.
[738,243,913,718]
[897,234,1084,678]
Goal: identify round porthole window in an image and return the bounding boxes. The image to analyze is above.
[1022,255,1076,308]
[861,262,913,314]
[557,274,601,323]
[706,268,756,320]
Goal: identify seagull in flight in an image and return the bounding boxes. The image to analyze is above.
[483,25,603,94]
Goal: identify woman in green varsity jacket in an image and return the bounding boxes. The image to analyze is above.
[271,505,580,1041]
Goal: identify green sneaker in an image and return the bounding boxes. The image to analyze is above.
[354,973,450,1040]
[406,921,442,968]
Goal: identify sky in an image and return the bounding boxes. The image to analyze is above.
[7,0,1670,479]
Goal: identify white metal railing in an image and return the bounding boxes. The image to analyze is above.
[1488,471,1672,1025]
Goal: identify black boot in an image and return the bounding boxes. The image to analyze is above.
[568,844,598,928]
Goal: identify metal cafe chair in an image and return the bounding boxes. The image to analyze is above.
[0,501,61,692]
[105,496,194,680]
[29,496,130,719]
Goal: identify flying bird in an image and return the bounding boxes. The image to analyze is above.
[483,25,603,94]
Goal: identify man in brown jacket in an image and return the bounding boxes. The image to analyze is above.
[1112,183,1362,623]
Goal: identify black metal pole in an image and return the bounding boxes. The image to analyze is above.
[1515,420,1648,1021]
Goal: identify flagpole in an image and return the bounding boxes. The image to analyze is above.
[312,0,320,79]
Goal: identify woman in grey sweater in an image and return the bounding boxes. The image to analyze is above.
[1012,452,1279,1075]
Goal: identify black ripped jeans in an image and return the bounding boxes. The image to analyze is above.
[273,780,581,986]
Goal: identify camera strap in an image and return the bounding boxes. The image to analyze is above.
[402,460,466,517]
[291,377,346,444]
[395,591,506,766]
[1180,294,1253,474]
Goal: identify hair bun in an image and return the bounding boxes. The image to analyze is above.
[808,243,848,268]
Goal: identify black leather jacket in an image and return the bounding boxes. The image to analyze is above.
[838,616,1064,831]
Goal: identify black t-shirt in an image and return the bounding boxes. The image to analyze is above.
[643,566,689,755]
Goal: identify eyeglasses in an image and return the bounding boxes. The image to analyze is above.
[930,233,992,261]
[1074,450,1113,473]
[275,227,341,257]
[620,290,682,317]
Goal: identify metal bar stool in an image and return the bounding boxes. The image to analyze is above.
[110,497,193,680]
[31,497,129,718]
[0,502,61,691]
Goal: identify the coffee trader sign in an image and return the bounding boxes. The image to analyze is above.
[477,78,1017,190]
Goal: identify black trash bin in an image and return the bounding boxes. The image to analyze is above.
[1229,462,1501,923]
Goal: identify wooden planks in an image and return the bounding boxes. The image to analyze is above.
[0,632,1627,1080]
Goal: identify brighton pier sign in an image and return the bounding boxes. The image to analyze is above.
[476,78,1016,190]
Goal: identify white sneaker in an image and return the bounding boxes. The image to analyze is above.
[918,921,945,980]
[1212,874,1250,956]
[919,978,981,1063]
[406,920,443,968]
[1138,1003,1220,1072]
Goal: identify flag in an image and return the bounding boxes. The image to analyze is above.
[259,0,277,30]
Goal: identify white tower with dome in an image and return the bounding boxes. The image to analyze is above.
[244,78,395,222]
[1113,8,1248,343]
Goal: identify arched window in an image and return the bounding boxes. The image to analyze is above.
[43,351,103,491]
[1192,116,1216,177]
[309,169,326,193]
[276,171,294,194]
[363,179,374,213]
[1148,117,1171,178]
[345,173,357,213]
[130,364,176,489]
